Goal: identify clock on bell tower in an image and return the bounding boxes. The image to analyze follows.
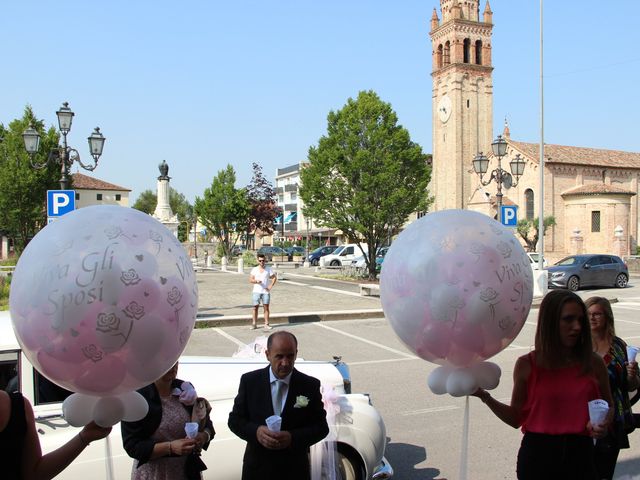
[430,0,494,211]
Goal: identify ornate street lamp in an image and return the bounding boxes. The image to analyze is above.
[472,135,526,222]
[22,102,105,190]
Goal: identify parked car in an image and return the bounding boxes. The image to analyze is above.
[0,312,393,480]
[284,246,306,260]
[307,245,340,266]
[323,244,369,267]
[256,246,287,262]
[231,245,247,256]
[527,252,548,270]
[547,254,628,291]
[351,247,389,272]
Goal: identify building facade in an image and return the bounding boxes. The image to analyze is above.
[71,173,130,208]
[430,0,639,259]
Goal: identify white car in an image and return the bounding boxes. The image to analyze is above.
[0,313,392,480]
[527,252,548,270]
[323,244,369,267]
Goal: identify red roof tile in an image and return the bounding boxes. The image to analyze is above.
[71,173,131,191]
[507,140,640,168]
[561,183,636,197]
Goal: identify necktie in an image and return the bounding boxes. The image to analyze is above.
[273,380,285,415]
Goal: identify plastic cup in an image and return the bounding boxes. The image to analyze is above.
[265,415,282,432]
[185,422,199,439]
[627,346,639,363]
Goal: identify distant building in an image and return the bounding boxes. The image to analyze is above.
[273,163,341,246]
[71,173,130,208]
[429,0,639,259]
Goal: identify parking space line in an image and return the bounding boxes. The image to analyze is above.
[348,357,420,366]
[310,286,364,297]
[279,280,309,286]
[212,328,246,347]
[313,322,418,358]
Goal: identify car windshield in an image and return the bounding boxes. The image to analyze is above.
[555,256,584,266]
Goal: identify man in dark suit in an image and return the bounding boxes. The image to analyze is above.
[228,331,329,480]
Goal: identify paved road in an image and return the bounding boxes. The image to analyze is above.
[187,273,640,480]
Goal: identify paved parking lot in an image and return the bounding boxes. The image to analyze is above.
[187,269,640,479]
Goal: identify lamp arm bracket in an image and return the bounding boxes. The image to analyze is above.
[71,148,98,171]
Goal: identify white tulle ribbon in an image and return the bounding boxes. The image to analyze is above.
[311,384,341,480]
[232,336,268,358]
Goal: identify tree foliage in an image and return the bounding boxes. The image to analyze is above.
[132,188,194,241]
[245,162,278,245]
[194,165,250,258]
[300,90,432,279]
[516,216,556,252]
[0,106,60,254]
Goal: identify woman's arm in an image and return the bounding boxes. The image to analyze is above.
[21,397,111,480]
[589,353,615,438]
[473,354,530,429]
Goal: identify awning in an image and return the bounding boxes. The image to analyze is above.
[284,212,297,224]
[273,215,282,224]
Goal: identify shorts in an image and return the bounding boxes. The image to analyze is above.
[252,293,270,306]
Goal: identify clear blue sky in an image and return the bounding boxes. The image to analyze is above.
[2,1,638,204]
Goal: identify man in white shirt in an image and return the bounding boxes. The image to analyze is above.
[249,254,277,330]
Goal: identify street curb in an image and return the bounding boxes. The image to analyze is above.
[195,308,385,328]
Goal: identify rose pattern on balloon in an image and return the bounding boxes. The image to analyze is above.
[123,301,145,320]
[121,269,141,286]
[380,209,533,397]
[96,312,121,333]
[167,287,183,307]
[82,344,104,363]
[104,225,125,240]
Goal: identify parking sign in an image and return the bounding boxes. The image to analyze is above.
[500,205,518,227]
[47,190,75,217]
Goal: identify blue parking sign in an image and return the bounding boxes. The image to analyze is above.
[500,205,518,227]
[47,190,75,217]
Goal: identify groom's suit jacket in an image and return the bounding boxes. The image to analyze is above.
[228,366,329,480]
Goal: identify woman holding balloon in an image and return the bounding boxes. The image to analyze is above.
[1,390,111,480]
[473,290,614,480]
[121,362,214,480]
[586,296,640,479]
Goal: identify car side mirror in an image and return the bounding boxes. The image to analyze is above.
[583,264,591,269]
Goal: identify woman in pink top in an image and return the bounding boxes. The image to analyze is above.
[473,289,614,479]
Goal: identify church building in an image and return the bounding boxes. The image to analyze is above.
[429,0,640,260]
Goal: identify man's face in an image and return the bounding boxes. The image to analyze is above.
[266,334,297,379]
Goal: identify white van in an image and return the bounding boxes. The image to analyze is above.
[322,243,369,267]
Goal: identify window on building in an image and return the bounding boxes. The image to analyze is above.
[437,44,443,69]
[278,195,284,203]
[467,99,470,108]
[475,40,483,65]
[96,193,102,201]
[525,189,534,220]
[444,41,450,65]
[591,211,601,232]
[290,193,297,201]
[75,193,80,200]
[463,38,471,63]
[115,194,121,201]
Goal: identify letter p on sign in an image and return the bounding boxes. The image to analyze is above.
[47,190,75,217]
[500,205,518,227]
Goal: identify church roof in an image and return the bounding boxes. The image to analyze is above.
[71,173,131,191]
[507,140,640,169]
[561,183,636,197]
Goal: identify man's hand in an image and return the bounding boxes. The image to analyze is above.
[256,426,292,450]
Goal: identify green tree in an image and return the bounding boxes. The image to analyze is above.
[300,90,432,279]
[245,162,279,246]
[516,216,556,252]
[132,188,194,241]
[194,165,250,258]
[0,106,60,253]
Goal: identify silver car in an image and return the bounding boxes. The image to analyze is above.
[547,254,629,291]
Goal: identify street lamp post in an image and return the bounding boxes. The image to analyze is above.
[472,135,526,223]
[22,102,105,190]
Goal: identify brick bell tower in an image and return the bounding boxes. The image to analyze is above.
[430,0,494,211]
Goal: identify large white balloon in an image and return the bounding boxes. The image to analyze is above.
[10,205,198,397]
[381,210,533,368]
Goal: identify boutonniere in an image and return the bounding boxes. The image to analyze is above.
[294,395,309,408]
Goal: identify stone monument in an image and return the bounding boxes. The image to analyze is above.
[152,160,179,237]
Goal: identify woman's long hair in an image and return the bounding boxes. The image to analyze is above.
[535,289,592,372]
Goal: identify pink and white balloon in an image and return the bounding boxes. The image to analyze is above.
[380,209,533,396]
[10,205,198,424]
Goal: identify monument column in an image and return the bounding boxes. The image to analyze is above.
[152,160,179,237]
